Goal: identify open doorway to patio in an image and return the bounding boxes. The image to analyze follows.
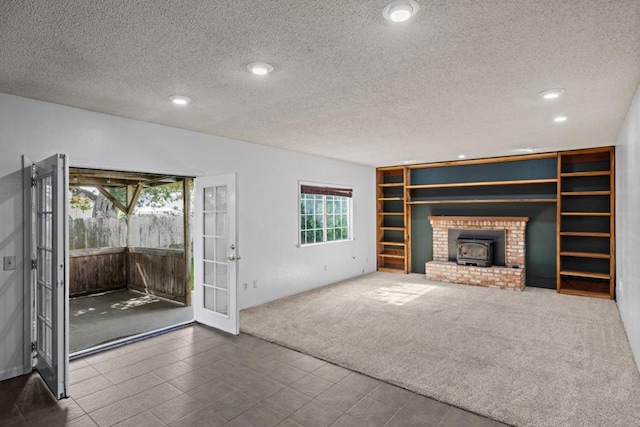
[67,168,194,354]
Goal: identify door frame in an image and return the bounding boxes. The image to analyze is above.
[65,165,197,357]
[22,156,34,374]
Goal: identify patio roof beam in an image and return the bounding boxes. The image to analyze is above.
[69,168,185,188]
[94,184,128,214]
[126,183,145,216]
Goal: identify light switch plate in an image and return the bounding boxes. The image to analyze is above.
[3,256,16,271]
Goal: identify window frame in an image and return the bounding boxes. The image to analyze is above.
[298,182,354,247]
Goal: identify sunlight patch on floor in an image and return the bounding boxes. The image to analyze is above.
[111,295,160,310]
[72,307,95,317]
[365,282,436,306]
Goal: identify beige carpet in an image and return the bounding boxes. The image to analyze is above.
[240,273,640,427]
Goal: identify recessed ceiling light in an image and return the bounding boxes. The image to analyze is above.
[169,95,191,106]
[247,62,274,75]
[402,159,416,164]
[553,115,568,123]
[458,154,467,159]
[383,0,420,23]
[517,147,536,153]
[540,88,565,100]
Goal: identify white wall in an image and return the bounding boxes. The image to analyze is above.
[0,168,27,380]
[0,93,376,380]
[616,83,640,372]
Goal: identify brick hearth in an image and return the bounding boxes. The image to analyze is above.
[425,216,529,291]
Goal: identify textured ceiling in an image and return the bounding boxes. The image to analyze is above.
[1,1,639,167]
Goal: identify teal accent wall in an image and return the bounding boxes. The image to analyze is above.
[411,203,557,289]
[410,157,557,184]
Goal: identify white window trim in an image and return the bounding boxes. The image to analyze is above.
[298,181,354,247]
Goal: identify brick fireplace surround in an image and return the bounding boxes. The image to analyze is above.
[425,216,529,291]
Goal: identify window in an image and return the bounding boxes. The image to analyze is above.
[299,184,353,246]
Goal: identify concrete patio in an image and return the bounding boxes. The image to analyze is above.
[70,289,193,353]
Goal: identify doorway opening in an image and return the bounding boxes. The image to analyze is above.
[67,168,194,354]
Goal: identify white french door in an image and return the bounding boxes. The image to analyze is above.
[24,154,69,399]
[193,173,239,335]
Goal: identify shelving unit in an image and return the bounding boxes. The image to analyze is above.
[406,154,558,205]
[375,147,616,299]
[557,147,615,299]
[376,167,409,273]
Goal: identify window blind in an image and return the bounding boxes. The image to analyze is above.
[300,185,353,198]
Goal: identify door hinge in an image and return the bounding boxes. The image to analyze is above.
[31,259,37,270]
[31,342,37,352]
[31,177,36,187]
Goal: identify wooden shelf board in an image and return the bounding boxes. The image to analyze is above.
[378,212,404,216]
[559,270,610,280]
[378,253,405,259]
[558,288,612,299]
[560,171,610,177]
[558,147,613,163]
[377,197,404,201]
[378,241,406,246]
[377,183,404,188]
[560,191,611,196]
[406,178,556,190]
[405,152,558,169]
[560,212,610,217]
[560,232,611,237]
[560,251,611,259]
[377,267,406,274]
[409,198,556,205]
[379,227,405,231]
[378,166,405,172]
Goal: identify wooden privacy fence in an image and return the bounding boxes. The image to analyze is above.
[69,216,185,250]
[69,248,127,295]
[127,247,187,303]
[70,247,188,304]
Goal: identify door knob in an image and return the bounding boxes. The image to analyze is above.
[228,256,236,261]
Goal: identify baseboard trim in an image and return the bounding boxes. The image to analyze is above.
[0,365,28,382]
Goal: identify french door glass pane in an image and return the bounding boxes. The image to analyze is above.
[38,213,52,248]
[204,213,215,236]
[204,262,215,286]
[41,176,52,212]
[204,285,215,310]
[216,213,227,236]
[204,188,216,211]
[44,286,52,322]
[38,250,52,284]
[204,237,215,260]
[215,289,228,314]
[216,264,227,289]
[215,238,227,263]
[216,187,227,211]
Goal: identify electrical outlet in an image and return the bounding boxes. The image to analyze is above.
[253,280,257,288]
[243,282,247,290]
[3,256,16,271]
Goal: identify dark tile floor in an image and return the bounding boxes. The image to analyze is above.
[0,325,507,427]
